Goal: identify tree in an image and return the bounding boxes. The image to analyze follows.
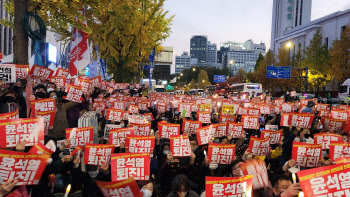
[329,25,350,82]
[186,79,196,91]
[89,0,173,82]
[197,69,211,89]
[254,53,264,71]
[252,49,275,91]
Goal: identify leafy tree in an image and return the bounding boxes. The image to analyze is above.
[329,25,350,82]
[186,79,196,91]
[197,69,211,89]
[254,53,264,71]
[252,49,275,91]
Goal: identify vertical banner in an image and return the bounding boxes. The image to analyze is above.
[207,143,235,164]
[111,153,150,181]
[170,135,192,157]
[291,142,322,167]
[205,175,253,197]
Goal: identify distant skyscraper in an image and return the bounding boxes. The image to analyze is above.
[207,41,217,65]
[270,0,312,51]
[190,35,207,64]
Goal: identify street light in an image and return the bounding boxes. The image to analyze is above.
[202,80,205,83]
[193,68,196,71]
[286,42,292,48]
[229,60,234,64]
[180,73,183,76]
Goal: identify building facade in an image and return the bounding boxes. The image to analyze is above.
[0,1,13,57]
[190,35,207,64]
[153,47,173,81]
[207,41,217,65]
[174,51,198,74]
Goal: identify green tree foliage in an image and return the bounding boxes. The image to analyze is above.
[329,25,350,82]
[252,49,275,92]
[197,69,211,89]
[254,53,264,71]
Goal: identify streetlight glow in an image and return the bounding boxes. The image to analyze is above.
[202,80,205,83]
[180,73,183,76]
[286,42,292,48]
[229,60,234,64]
[193,68,196,71]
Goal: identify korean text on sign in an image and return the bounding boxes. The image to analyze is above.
[314,133,342,149]
[30,65,53,80]
[297,163,350,197]
[95,177,143,197]
[0,64,16,83]
[131,123,151,136]
[84,144,115,165]
[289,112,314,128]
[329,142,350,161]
[109,127,133,147]
[227,122,243,138]
[291,142,322,167]
[111,153,150,181]
[0,117,45,148]
[66,126,94,147]
[207,143,235,165]
[158,123,180,139]
[106,109,127,122]
[170,135,192,157]
[248,136,270,156]
[182,119,202,135]
[197,111,211,123]
[0,149,50,185]
[125,136,155,154]
[242,115,259,130]
[205,175,253,197]
[196,125,216,145]
[261,129,283,144]
[241,159,271,190]
[63,84,83,103]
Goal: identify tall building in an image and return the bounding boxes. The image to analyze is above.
[190,35,207,64]
[207,41,217,65]
[270,0,312,52]
[220,40,265,75]
[153,47,173,81]
[0,1,13,56]
[175,51,192,74]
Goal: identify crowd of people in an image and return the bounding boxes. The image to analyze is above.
[0,76,348,197]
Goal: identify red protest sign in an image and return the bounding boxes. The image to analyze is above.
[138,100,151,110]
[207,143,235,164]
[282,103,294,113]
[274,98,285,106]
[170,135,192,157]
[74,77,92,93]
[271,105,281,114]
[297,163,350,197]
[111,153,150,181]
[125,136,155,154]
[28,142,54,155]
[66,126,94,147]
[49,77,66,87]
[321,117,346,132]
[178,103,192,117]
[30,65,54,79]
[329,142,350,161]
[53,67,69,77]
[109,127,133,147]
[261,129,283,144]
[182,119,202,134]
[0,149,50,185]
[248,136,270,156]
[91,76,101,88]
[143,113,154,122]
[330,109,347,120]
[280,113,290,126]
[131,123,151,136]
[212,123,228,137]
[92,102,107,114]
[96,177,143,197]
[84,143,115,165]
[197,111,211,123]
[36,110,56,132]
[106,109,128,122]
[317,103,329,111]
[157,102,167,113]
[219,115,235,123]
[63,84,83,103]
[15,64,29,79]
[227,122,243,138]
[241,159,271,190]
[113,101,126,110]
[291,142,322,167]
[0,117,44,148]
[0,110,19,120]
[300,98,317,106]
[289,112,314,128]
[319,110,330,117]
[241,115,259,129]
[128,104,139,114]
[158,123,180,139]
[314,133,342,149]
[205,175,253,197]
[31,98,56,114]
[259,105,271,114]
[196,125,216,145]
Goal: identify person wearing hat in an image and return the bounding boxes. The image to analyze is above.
[301,100,315,114]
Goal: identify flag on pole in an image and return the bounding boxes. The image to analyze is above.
[69,9,91,76]
[170,76,177,83]
[148,47,155,90]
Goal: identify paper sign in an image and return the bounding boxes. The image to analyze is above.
[289,112,314,128]
[0,110,19,120]
[207,143,235,164]
[30,65,53,80]
[0,149,50,185]
[330,109,347,120]
[54,68,69,77]
[158,123,180,139]
[170,135,192,157]
[0,64,16,83]
[63,84,83,103]
[213,123,228,137]
[227,122,243,138]
[0,117,44,148]
[143,113,154,122]
[241,159,271,190]
[96,177,143,197]
[111,153,150,181]
[241,115,259,129]
[36,110,56,132]
[196,125,216,145]
[84,143,115,165]
[66,126,94,147]
[219,115,235,123]
[205,175,253,197]
[197,111,211,123]
[109,127,133,147]
[28,142,54,155]
[178,103,192,118]
[125,136,155,154]
[291,142,322,167]
[221,105,235,115]
[261,129,283,144]
[328,142,350,161]
[31,98,56,114]
[106,109,128,122]
[131,123,151,136]
[49,77,66,88]
[104,124,122,140]
[182,119,202,134]
[91,76,101,88]
[314,133,342,149]
[128,104,139,114]
[15,64,29,79]
[248,136,270,156]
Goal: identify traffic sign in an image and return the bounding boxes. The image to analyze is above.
[266,66,290,79]
[166,84,174,90]
[214,75,226,83]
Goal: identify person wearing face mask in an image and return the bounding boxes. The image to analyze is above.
[71,157,110,197]
[138,180,158,197]
[0,90,25,117]
[167,174,199,197]
[34,84,48,99]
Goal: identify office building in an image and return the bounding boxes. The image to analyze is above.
[0,1,13,57]
[190,35,207,64]
[207,41,217,65]
[152,47,173,81]
[175,51,192,74]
